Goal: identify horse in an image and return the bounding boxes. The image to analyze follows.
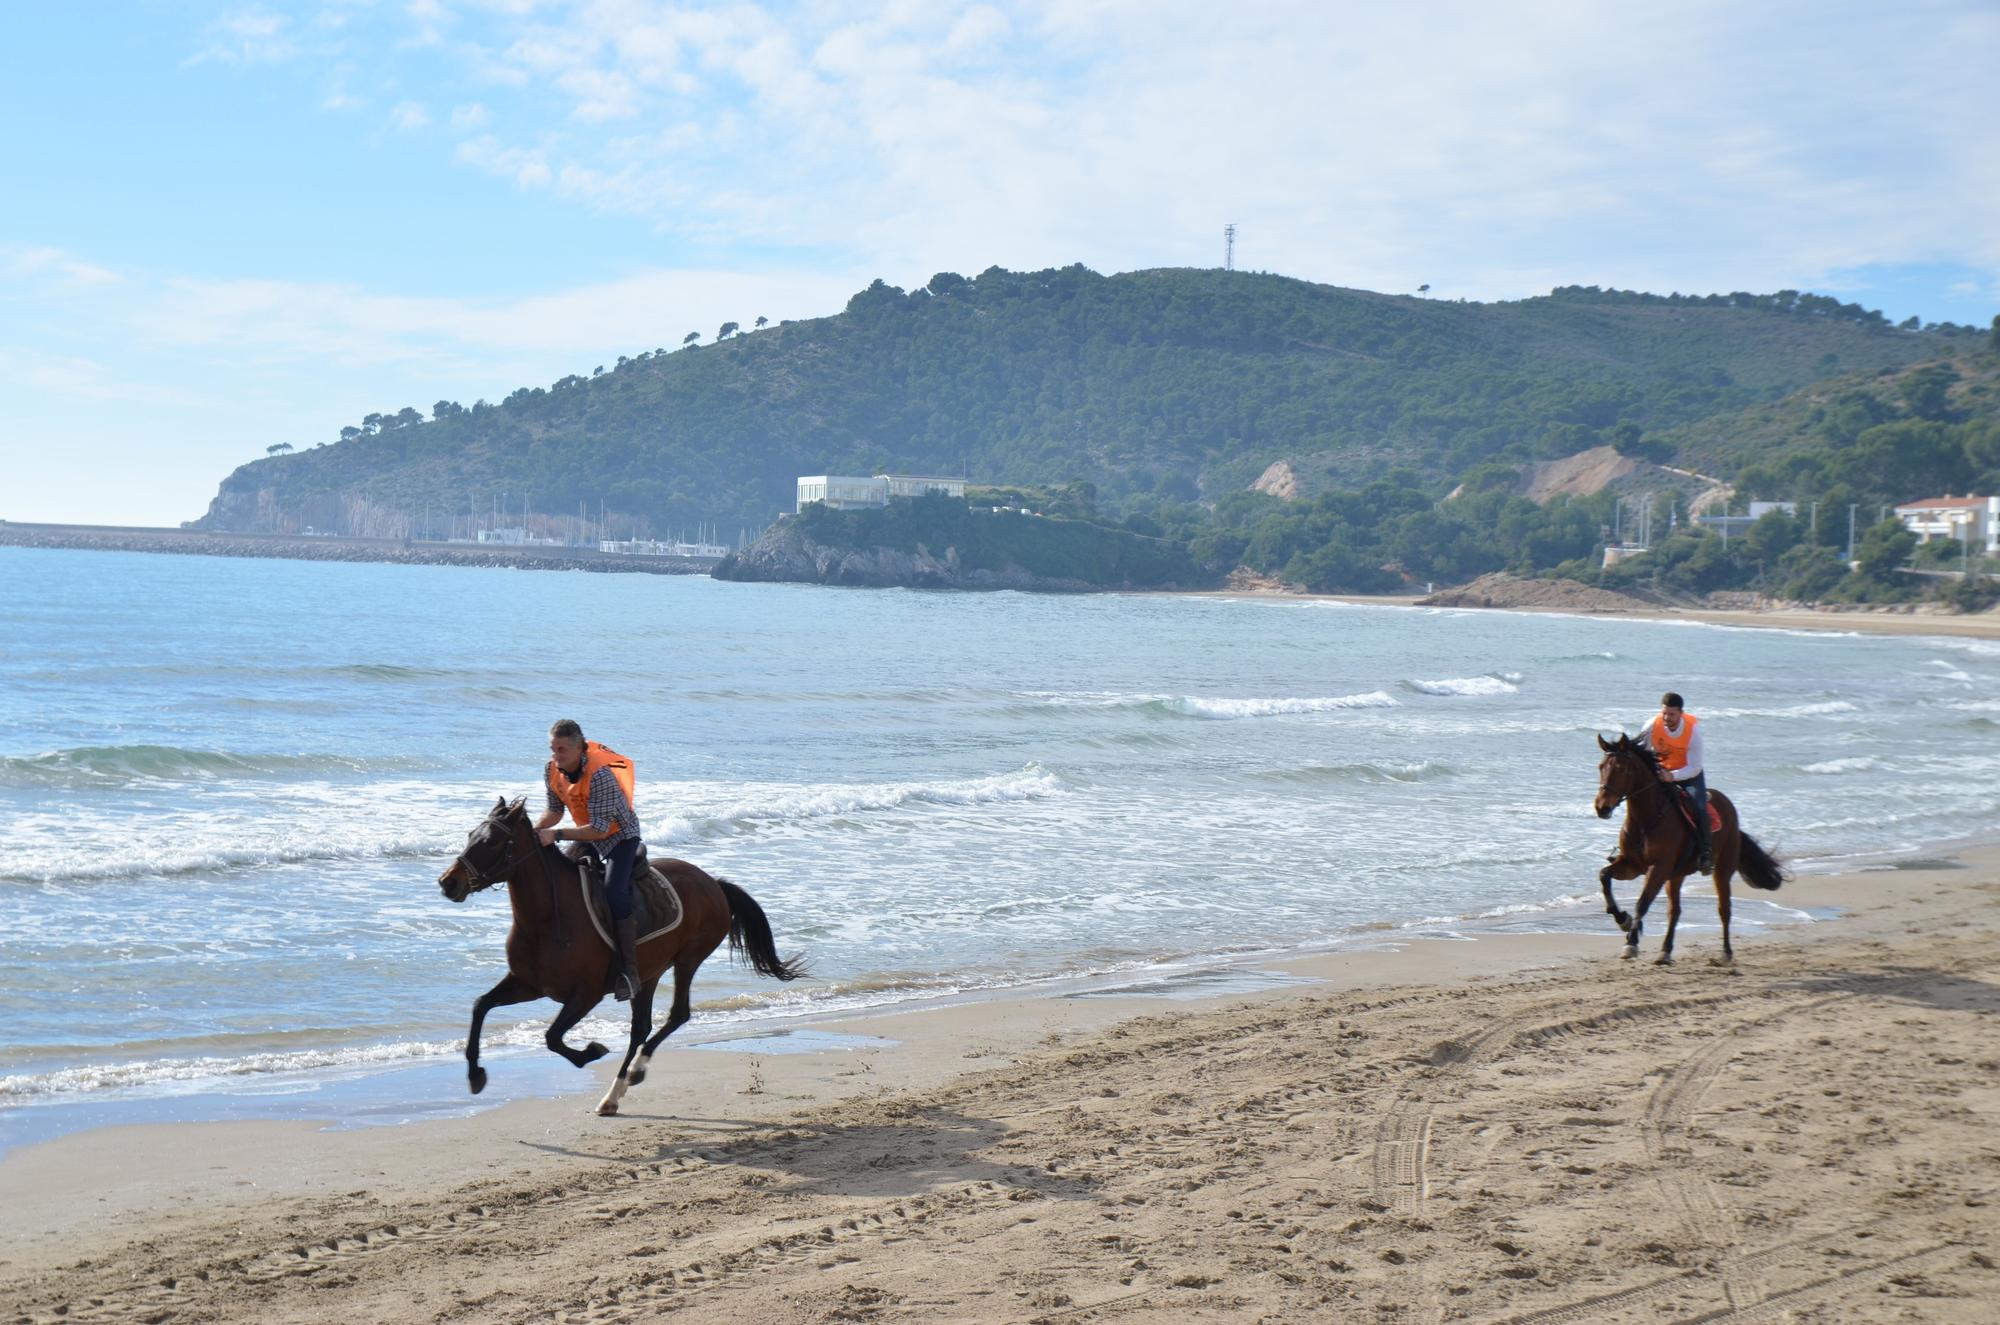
[1593,733,1788,966]
[437,796,803,1116]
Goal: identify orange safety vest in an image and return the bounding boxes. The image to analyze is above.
[546,741,636,832]
[1649,713,1698,772]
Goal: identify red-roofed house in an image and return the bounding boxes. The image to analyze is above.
[1894,495,1999,555]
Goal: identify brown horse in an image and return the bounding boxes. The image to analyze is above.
[437,796,803,1115]
[1593,734,1788,965]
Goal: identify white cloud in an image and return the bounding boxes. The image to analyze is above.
[189,7,298,65]
[391,99,433,130]
[355,0,1999,304]
[450,100,490,129]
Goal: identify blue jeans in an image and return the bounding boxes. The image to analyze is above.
[1678,772,1708,822]
[590,838,642,922]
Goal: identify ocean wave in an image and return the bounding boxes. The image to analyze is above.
[1014,690,1399,719]
[1252,761,1456,785]
[1154,692,1400,719]
[648,765,1068,845]
[1402,673,1522,697]
[1925,660,1976,683]
[1706,700,1859,719]
[1800,756,1878,775]
[0,744,422,788]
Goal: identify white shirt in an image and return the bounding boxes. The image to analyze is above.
[1635,715,1704,782]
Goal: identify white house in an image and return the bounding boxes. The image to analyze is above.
[796,474,968,512]
[1895,495,1999,555]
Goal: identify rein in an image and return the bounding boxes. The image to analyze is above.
[1602,751,1673,854]
[451,817,573,945]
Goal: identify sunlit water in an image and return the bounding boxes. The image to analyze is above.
[2,546,1995,1121]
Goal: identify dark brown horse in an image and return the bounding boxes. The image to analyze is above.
[1594,734,1788,965]
[437,796,803,1115]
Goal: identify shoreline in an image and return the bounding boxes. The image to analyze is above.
[1204,585,2000,640]
[6,844,1997,1321]
[11,532,1998,638]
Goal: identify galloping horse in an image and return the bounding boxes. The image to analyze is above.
[1593,734,1788,965]
[438,796,803,1115]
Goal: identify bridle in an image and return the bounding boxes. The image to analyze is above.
[450,818,544,893]
[1598,744,1671,840]
[447,812,570,942]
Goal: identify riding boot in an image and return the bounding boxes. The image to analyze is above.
[1695,817,1714,874]
[612,915,640,1002]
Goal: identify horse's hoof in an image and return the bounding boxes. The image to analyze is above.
[1620,947,1636,960]
[580,1042,609,1065]
[596,1102,619,1117]
[627,1067,647,1088]
[1654,954,1674,966]
[468,1066,488,1095]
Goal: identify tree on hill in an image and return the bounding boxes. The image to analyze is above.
[755,315,768,328]
[683,331,699,346]
[719,321,739,340]
[265,442,293,456]
[191,266,1978,551]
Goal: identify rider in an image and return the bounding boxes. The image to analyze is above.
[533,719,644,1001]
[1635,691,1711,872]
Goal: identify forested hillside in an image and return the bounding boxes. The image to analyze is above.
[192,266,1980,542]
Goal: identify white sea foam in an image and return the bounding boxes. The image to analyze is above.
[1160,692,1400,719]
[1018,689,1399,718]
[1404,674,1522,697]
[1801,756,1878,775]
[1707,700,1859,719]
[647,765,1068,844]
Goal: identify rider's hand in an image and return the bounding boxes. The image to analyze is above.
[536,827,560,847]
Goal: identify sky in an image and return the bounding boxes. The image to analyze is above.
[2,1,1997,525]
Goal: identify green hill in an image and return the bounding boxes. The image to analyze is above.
[190,266,1978,541]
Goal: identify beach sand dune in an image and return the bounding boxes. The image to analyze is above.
[5,857,1998,1323]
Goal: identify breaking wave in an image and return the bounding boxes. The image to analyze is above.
[0,745,421,789]
[1402,673,1523,697]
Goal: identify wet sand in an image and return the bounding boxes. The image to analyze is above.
[4,849,1997,1323]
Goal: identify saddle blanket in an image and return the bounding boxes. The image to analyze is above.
[1676,797,1722,833]
[579,857,684,948]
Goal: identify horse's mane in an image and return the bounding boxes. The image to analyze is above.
[1608,733,1667,776]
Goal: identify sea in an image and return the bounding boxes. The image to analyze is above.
[3,545,1996,1146]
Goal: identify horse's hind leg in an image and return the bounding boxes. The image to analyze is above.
[630,957,700,1090]
[466,972,537,1096]
[1656,875,1685,966]
[545,988,610,1069]
[1713,844,1738,967]
[596,978,658,1117]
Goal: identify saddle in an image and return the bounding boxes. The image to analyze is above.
[571,846,684,946]
[1671,786,1722,834]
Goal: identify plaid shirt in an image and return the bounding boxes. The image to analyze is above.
[547,765,643,852]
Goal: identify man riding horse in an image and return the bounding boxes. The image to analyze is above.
[1634,691,1710,873]
[533,718,643,1001]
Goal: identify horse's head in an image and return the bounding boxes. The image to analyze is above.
[1593,733,1654,819]
[438,796,528,902]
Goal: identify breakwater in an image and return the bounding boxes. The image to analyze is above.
[0,522,718,575]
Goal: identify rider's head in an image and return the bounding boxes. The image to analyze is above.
[1660,692,1685,724]
[549,718,585,771]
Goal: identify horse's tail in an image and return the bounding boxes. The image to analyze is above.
[717,878,807,981]
[1737,831,1787,891]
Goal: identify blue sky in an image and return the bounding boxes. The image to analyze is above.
[3,1,1996,525]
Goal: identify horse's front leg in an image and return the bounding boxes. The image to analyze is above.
[545,988,610,1069]
[1599,856,1639,933]
[595,978,658,1117]
[466,972,537,1095]
[1625,869,1669,960]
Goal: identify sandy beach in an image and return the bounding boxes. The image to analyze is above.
[4,848,1996,1324]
